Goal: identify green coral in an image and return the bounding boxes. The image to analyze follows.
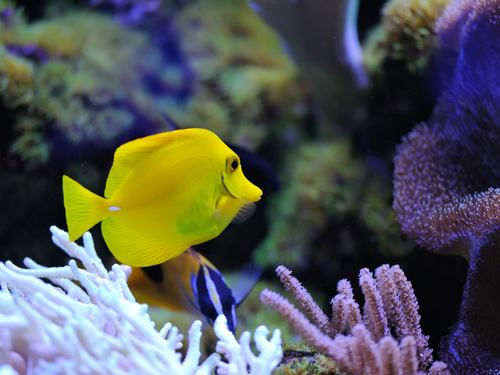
[0,0,23,31]
[0,8,175,165]
[1,0,306,166]
[273,353,341,375]
[363,0,452,73]
[0,47,35,107]
[9,131,49,164]
[166,0,305,151]
[255,141,411,269]
[272,343,340,375]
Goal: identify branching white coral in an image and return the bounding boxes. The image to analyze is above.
[0,226,282,375]
[215,315,283,375]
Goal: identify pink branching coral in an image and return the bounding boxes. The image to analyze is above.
[393,0,500,373]
[260,265,447,375]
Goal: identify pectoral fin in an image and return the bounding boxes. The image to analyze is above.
[229,262,263,306]
[213,198,255,224]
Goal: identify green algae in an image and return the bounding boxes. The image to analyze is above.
[363,0,452,74]
[1,0,307,168]
[255,140,412,269]
[0,8,171,166]
[165,0,305,151]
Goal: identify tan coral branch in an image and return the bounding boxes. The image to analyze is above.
[259,288,337,355]
[375,264,409,340]
[331,279,362,335]
[276,265,335,336]
[390,265,433,369]
[359,268,390,342]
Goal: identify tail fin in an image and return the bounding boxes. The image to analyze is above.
[63,175,108,241]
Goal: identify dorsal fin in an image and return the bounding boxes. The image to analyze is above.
[104,129,208,198]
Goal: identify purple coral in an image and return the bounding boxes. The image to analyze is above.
[394,0,500,252]
[89,0,162,25]
[5,44,49,64]
[393,0,500,373]
[0,7,14,21]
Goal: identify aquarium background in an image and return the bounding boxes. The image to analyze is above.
[0,0,472,372]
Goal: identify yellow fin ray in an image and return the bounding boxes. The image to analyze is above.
[213,199,256,224]
[102,217,188,267]
[105,130,199,198]
[63,175,108,242]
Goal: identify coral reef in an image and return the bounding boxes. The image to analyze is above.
[363,0,451,73]
[393,0,500,373]
[0,6,187,166]
[261,265,449,375]
[255,141,411,270]
[0,226,283,374]
[0,0,306,165]
[89,0,162,25]
[0,2,481,374]
[1,0,300,267]
[169,0,305,151]
[274,345,341,375]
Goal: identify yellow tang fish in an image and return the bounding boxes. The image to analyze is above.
[127,247,262,333]
[62,128,262,267]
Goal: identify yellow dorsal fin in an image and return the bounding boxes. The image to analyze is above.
[102,217,189,267]
[104,129,206,198]
[212,198,256,224]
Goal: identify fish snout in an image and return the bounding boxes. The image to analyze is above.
[238,179,263,202]
[223,170,263,202]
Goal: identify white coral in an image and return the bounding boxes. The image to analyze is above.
[215,315,283,375]
[0,226,282,375]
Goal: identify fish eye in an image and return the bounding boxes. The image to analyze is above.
[228,156,239,172]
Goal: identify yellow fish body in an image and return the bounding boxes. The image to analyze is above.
[63,128,262,267]
[127,248,261,333]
